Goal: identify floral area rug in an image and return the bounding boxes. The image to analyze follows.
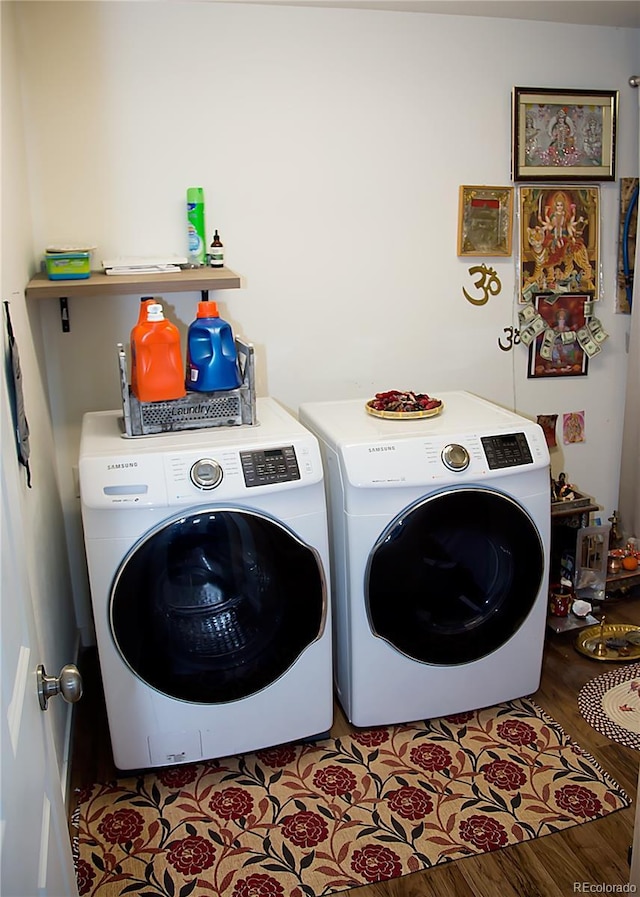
[578,662,640,750]
[73,697,630,897]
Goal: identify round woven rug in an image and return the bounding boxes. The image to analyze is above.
[578,662,640,750]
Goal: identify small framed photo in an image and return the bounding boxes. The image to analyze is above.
[457,185,514,256]
[575,525,609,593]
[527,292,591,379]
[512,87,618,182]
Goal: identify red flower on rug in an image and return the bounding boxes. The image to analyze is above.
[313,763,357,795]
[496,719,537,746]
[351,728,390,747]
[97,808,144,844]
[386,785,434,819]
[444,711,475,724]
[554,783,603,818]
[232,872,285,897]
[166,834,216,875]
[281,810,329,847]
[409,742,452,771]
[256,745,297,767]
[459,814,509,851]
[157,764,198,789]
[75,859,95,894]
[210,786,255,820]
[481,759,527,791]
[350,843,402,882]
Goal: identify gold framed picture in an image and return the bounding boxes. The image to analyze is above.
[512,87,618,182]
[457,185,514,257]
[519,185,600,303]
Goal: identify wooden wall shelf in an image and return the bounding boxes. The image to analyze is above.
[25,266,241,300]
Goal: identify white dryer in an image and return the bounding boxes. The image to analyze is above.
[79,397,332,770]
[299,391,550,728]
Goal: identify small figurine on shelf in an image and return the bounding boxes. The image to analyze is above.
[551,471,576,503]
[608,510,622,549]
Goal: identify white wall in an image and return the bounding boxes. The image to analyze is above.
[11,1,640,638]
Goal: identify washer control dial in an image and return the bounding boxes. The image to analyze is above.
[190,458,223,490]
[442,443,470,471]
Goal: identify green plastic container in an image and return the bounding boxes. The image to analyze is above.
[45,251,91,280]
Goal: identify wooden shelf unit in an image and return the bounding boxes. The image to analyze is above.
[550,500,599,522]
[549,498,600,586]
[606,566,640,597]
[25,266,241,300]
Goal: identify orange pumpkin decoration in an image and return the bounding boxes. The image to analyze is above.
[622,554,639,571]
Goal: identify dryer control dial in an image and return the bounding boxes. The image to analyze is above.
[190,458,223,490]
[442,443,470,471]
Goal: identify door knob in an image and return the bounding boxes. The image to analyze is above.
[36,663,83,711]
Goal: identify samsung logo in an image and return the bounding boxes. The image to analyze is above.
[368,445,396,453]
[107,462,139,470]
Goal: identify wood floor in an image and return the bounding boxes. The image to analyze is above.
[69,594,640,897]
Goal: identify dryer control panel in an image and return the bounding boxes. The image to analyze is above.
[481,432,533,469]
[339,424,548,488]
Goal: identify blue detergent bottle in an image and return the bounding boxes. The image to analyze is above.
[185,301,242,392]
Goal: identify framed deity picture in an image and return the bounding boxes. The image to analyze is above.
[527,292,591,379]
[457,185,514,256]
[512,87,618,182]
[519,185,599,303]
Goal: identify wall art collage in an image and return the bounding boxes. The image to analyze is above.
[458,85,637,399]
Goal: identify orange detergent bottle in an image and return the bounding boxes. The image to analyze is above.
[130,297,156,399]
[130,301,186,402]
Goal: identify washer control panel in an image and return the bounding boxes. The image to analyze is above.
[240,446,300,487]
[78,407,323,509]
[481,432,533,469]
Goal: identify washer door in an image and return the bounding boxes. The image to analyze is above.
[366,488,544,665]
[110,508,326,703]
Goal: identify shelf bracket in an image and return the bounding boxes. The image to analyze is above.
[59,297,70,332]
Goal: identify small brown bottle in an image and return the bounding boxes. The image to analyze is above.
[209,230,224,268]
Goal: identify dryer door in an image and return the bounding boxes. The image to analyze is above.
[366,488,544,664]
[110,508,326,703]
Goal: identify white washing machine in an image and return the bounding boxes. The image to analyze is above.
[79,397,332,770]
[299,391,550,728]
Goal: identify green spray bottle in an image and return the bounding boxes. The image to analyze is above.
[187,187,206,266]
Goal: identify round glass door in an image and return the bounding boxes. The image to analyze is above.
[366,488,544,665]
[110,508,326,703]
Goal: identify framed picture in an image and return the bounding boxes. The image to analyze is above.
[574,525,609,593]
[527,292,591,379]
[457,185,514,256]
[519,185,599,303]
[512,87,618,182]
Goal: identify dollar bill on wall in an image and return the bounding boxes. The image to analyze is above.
[519,313,546,346]
[576,325,602,358]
